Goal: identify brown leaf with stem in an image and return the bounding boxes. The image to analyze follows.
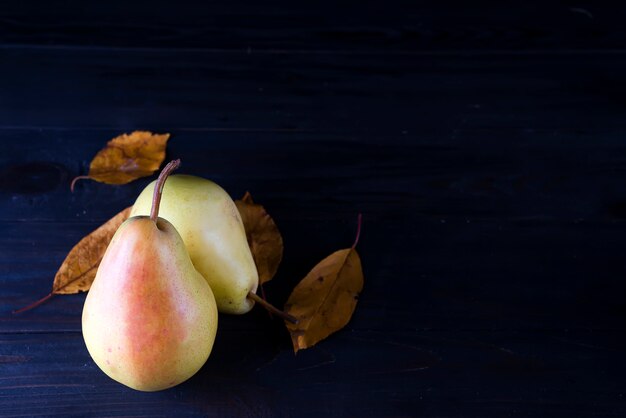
[235,192,284,285]
[13,207,132,314]
[53,206,132,294]
[284,214,364,352]
[71,131,170,191]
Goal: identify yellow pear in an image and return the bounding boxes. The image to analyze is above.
[131,175,259,314]
[82,160,218,391]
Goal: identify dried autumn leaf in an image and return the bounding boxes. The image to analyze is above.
[235,192,284,285]
[13,207,131,314]
[284,216,364,352]
[71,131,170,191]
[53,206,132,294]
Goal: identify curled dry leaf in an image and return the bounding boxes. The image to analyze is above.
[71,131,170,191]
[235,192,283,285]
[53,207,132,294]
[13,207,131,314]
[284,215,364,352]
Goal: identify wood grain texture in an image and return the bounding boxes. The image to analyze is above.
[1,2,626,417]
[0,330,624,417]
[0,1,622,51]
[3,48,626,133]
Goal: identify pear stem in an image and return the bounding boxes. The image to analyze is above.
[247,291,299,324]
[150,159,181,222]
[259,284,273,319]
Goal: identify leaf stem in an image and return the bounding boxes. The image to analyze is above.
[352,213,363,249]
[150,159,181,222]
[70,175,91,192]
[247,291,299,324]
[12,293,55,315]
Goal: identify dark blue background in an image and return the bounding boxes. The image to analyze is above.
[1,1,625,417]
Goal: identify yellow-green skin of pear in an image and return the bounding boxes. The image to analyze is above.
[131,175,259,314]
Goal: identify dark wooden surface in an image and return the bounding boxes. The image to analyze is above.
[1,2,625,417]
